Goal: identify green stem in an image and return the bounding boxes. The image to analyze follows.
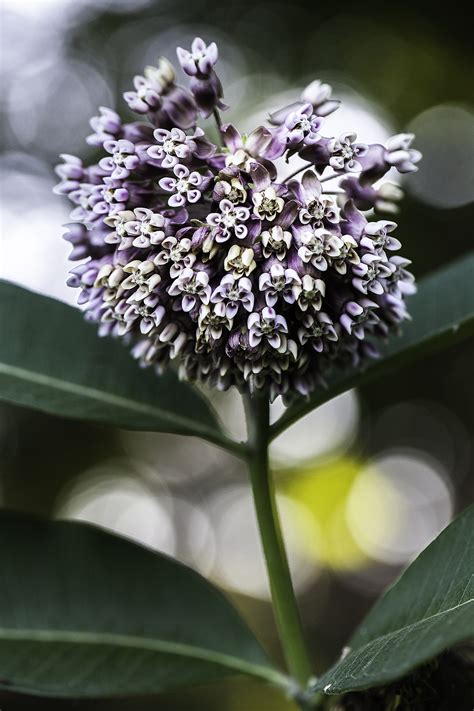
[244,393,313,689]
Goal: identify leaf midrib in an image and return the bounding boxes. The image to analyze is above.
[352,597,473,649]
[321,597,473,687]
[0,627,286,687]
[0,363,242,454]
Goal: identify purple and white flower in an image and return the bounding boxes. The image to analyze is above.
[328,132,368,172]
[177,37,218,77]
[340,298,380,340]
[124,58,197,130]
[198,302,233,341]
[261,226,292,260]
[168,267,211,312]
[259,264,301,307]
[211,275,255,318]
[224,245,257,277]
[360,220,401,253]
[293,170,338,225]
[99,139,140,179]
[207,198,250,241]
[248,307,289,351]
[159,164,210,207]
[332,235,360,275]
[55,34,420,398]
[298,312,338,352]
[147,126,214,167]
[87,107,122,147]
[252,186,285,221]
[296,275,326,312]
[122,258,162,299]
[154,235,196,278]
[297,227,343,271]
[352,253,393,295]
[176,37,225,118]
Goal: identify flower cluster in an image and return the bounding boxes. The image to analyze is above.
[55,37,420,400]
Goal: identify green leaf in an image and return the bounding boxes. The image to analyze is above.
[315,504,474,695]
[272,253,474,438]
[0,510,286,697]
[0,281,243,454]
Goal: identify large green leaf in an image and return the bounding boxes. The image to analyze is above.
[315,504,474,695]
[0,510,286,697]
[272,253,474,438]
[0,281,243,454]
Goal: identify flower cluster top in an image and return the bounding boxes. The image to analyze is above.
[55,37,421,400]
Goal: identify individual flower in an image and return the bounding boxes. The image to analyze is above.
[198,302,233,341]
[211,275,255,318]
[269,80,340,126]
[222,124,272,174]
[296,275,326,311]
[54,154,86,194]
[298,312,338,352]
[292,170,338,225]
[224,245,256,277]
[214,169,247,204]
[360,220,401,253]
[301,80,340,117]
[266,104,323,159]
[121,258,162,299]
[177,37,218,77]
[341,176,404,214]
[99,139,140,179]
[154,234,196,278]
[385,256,416,297]
[297,227,343,271]
[147,126,214,167]
[284,104,323,147]
[62,223,105,261]
[340,298,380,340]
[176,37,225,117]
[352,253,393,295]
[332,234,360,275]
[358,133,422,184]
[124,58,197,130]
[168,267,211,312]
[259,264,301,306]
[328,132,368,172]
[248,307,289,351]
[252,186,284,221]
[261,226,292,260]
[123,295,165,335]
[206,198,251,241]
[385,133,422,173]
[87,107,122,147]
[96,178,129,216]
[159,164,210,207]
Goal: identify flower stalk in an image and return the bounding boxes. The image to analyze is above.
[244,393,313,690]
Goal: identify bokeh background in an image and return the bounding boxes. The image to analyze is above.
[0,0,473,708]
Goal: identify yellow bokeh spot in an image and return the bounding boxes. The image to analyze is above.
[278,457,385,570]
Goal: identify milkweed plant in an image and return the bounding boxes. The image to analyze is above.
[0,34,472,711]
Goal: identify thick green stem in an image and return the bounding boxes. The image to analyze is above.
[244,394,313,689]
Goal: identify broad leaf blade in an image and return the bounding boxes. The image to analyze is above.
[0,281,232,447]
[0,511,284,697]
[315,505,474,694]
[272,254,474,438]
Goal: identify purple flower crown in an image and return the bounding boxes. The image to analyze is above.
[55,36,421,400]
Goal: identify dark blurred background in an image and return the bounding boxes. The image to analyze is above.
[0,0,473,708]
